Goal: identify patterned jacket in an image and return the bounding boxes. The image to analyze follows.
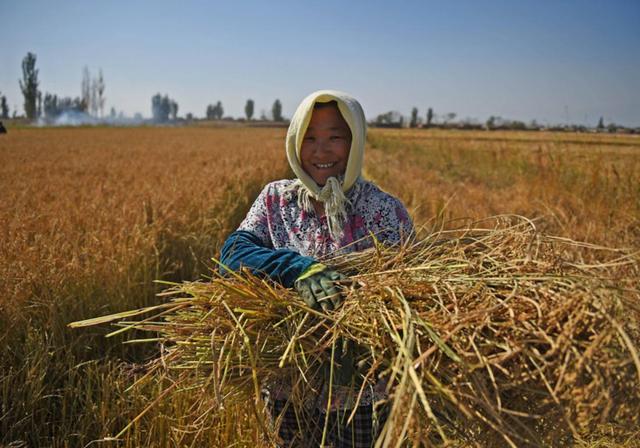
[221,178,413,285]
[220,177,414,410]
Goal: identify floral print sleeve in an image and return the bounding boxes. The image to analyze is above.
[237,184,273,248]
[342,184,414,252]
[369,195,414,245]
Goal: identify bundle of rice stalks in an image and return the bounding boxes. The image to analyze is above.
[71,216,640,447]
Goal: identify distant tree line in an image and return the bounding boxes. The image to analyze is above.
[12,51,293,124]
[11,51,635,132]
[12,52,110,122]
[204,98,284,122]
[372,106,635,133]
[151,94,179,122]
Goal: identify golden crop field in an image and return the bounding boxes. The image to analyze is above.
[367,129,640,248]
[1,127,639,447]
[0,127,290,447]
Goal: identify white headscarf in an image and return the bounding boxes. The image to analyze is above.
[285,90,366,239]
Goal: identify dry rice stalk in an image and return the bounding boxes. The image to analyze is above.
[70,216,640,446]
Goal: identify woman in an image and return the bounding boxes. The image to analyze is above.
[220,90,414,447]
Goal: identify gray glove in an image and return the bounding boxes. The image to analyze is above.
[294,268,347,312]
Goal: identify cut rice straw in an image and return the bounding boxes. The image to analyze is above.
[70,215,640,446]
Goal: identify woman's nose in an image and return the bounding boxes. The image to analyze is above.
[314,139,330,153]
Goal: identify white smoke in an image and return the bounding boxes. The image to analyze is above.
[37,110,146,127]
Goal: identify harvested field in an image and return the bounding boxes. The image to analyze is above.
[1,127,639,446]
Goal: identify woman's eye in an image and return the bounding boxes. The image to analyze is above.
[304,136,315,141]
[330,136,342,141]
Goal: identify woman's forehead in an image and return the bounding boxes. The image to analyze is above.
[307,106,350,131]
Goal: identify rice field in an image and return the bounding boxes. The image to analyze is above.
[1,126,639,446]
[367,129,640,248]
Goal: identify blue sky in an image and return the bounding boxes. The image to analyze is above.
[1,0,639,125]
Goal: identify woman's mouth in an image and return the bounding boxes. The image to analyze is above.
[314,162,337,169]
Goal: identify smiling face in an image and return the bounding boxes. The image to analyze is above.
[300,102,352,186]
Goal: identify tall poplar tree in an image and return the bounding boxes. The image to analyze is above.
[245,99,254,121]
[410,107,418,128]
[272,99,283,122]
[0,94,9,119]
[19,52,40,120]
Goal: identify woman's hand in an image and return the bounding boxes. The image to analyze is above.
[294,266,347,312]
